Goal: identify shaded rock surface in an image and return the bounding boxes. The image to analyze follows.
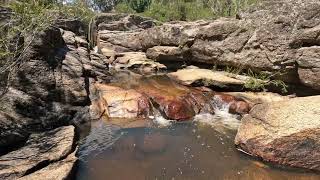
[93,0,320,91]
[235,96,320,171]
[0,20,108,149]
[0,126,76,179]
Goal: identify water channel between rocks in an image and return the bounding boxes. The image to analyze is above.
[75,71,320,180]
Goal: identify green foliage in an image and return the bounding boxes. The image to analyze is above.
[91,0,119,12]
[0,1,57,66]
[114,2,136,13]
[57,1,95,25]
[114,0,259,22]
[126,0,152,13]
[0,0,94,80]
[244,69,288,93]
[211,65,288,93]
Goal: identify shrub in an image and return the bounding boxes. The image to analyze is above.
[0,0,57,69]
[244,69,288,93]
[126,0,152,13]
[0,0,94,91]
[114,0,259,22]
[91,0,120,12]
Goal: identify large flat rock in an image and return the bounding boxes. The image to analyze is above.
[168,68,248,88]
[0,126,75,179]
[235,96,320,170]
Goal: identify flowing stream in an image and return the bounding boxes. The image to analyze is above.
[75,72,320,180]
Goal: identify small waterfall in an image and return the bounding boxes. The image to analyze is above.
[194,96,241,133]
[150,107,175,127]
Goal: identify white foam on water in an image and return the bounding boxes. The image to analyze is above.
[152,115,175,127]
[194,96,241,133]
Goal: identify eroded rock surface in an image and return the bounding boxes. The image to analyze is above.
[93,0,320,91]
[235,96,320,171]
[19,151,77,180]
[0,21,109,149]
[111,52,166,73]
[133,75,215,120]
[91,72,251,123]
[0,126,76,179]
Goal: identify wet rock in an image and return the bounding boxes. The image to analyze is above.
[92,83,151,119]
[235,96,320,171]
[0,126,75,179]
[134,76,215,120]
[228,101,251,115]
[213,94,251,115]
[19,151,77,180]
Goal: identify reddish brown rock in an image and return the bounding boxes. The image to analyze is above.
[214,94,251,115]
[229,101,251,115]
[134,76,214,121]
[214,94,236,104]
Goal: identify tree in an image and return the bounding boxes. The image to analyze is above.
[91,0,119,12]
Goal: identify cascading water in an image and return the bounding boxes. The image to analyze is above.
[75,73,320,180]
[194,96,241,133]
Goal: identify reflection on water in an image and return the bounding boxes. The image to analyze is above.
[76,71,320,180]
[76,120,320,180]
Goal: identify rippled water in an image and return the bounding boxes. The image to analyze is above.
[75,72,320,180]
[76,116,320,180]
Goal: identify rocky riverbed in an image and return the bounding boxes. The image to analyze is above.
[1,0,320,179]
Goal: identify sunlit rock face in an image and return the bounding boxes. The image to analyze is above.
[235,96,320,171]
[91,73,251,124]
[93,0,320,91]
[91,83,152,119]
